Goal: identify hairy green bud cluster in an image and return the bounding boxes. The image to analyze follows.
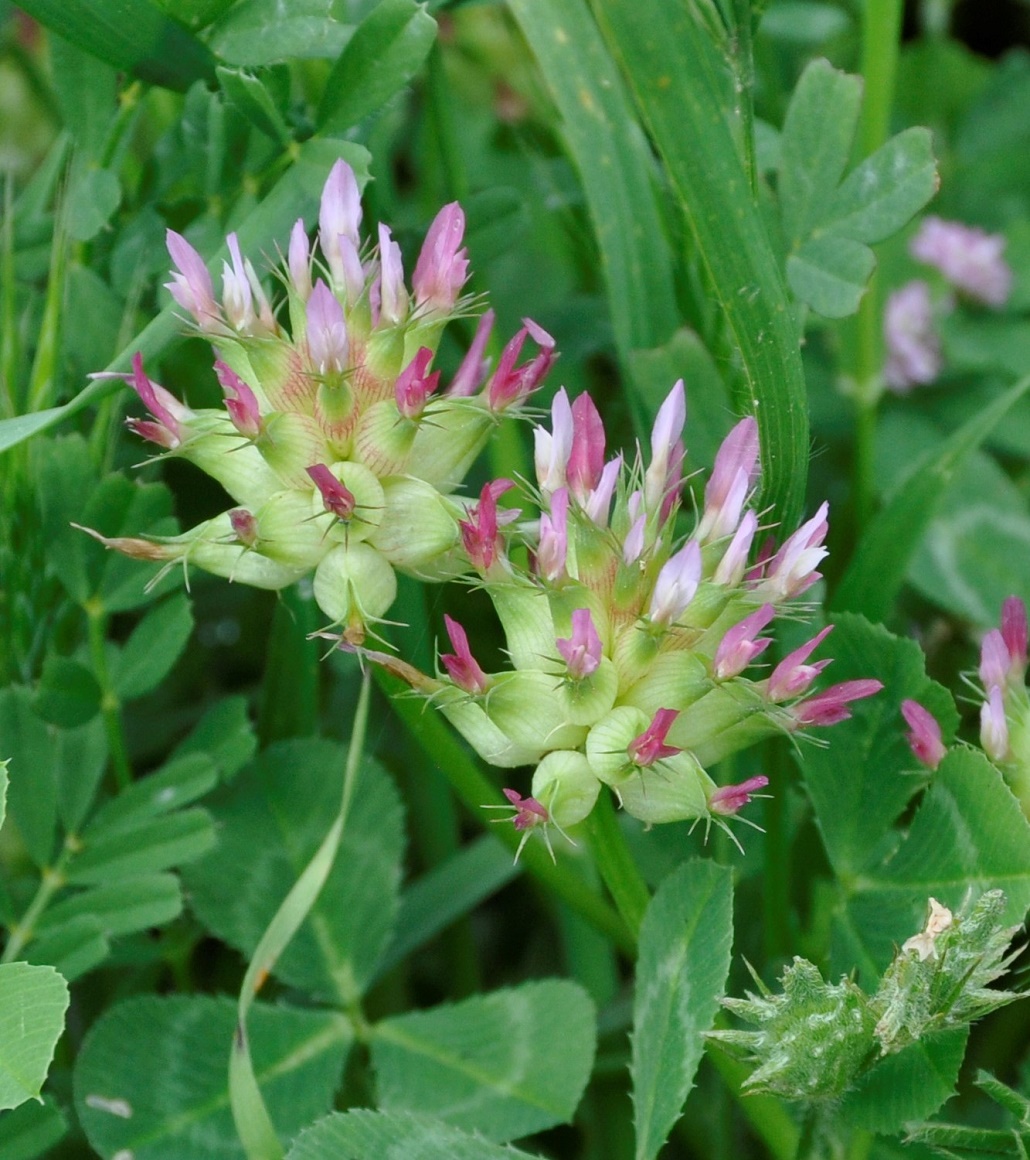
[709,892,1024,1103]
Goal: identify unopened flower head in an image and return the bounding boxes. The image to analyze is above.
[92,160,556,643]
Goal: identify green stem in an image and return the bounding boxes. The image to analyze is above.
[2,844,73,964]
[850,0,904,532]
[586,789,651,938]
[87,601,132,790]
[376,668,634,954]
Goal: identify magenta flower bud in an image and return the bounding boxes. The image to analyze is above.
[981,685,1010,762]
[713,603,776,680]
[793,679,883,727]
[306,280,348,375]
[980,629,1010,691]
[221,233,255,331]
[883,280,942,393]
[288,219,312,301]
[585,455,621,527]
[460,479,515,573]
[767,624,834,701]
[489,788,550,861]
[125,352,184,449]
[537,488,569,583]
[644,380,686,513]
[709,774,769,816]
[901,700,946,770]
[412,202,469,313]
[556,608,603,680]
[395,347,440,420]
[165,230,220,330]
[441,614,490,695]
[376,222,409,326]
[214,360,262,439]
[761,502,829,600]
[1001,596,1029,675]
[568,392,606,499]
[628,708,682,767]
[307,463,357,522]
[447,310,494,397]
[713,509,759,587]
[229,508,259,547]
[910,216,1012,307]
[697,416,760,542]
[649,540,702,627]
[487,319,556,411]
[504,786,549,830]
[534,388,574,494]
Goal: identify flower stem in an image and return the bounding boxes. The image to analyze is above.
[850,0,904,533]
[87,601,132,791]
[1,844,72,964]
[586,790,651,939]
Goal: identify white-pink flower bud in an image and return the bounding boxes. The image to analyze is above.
[696,416,760,542]
[981,685,1010,762]
[649,539,702,627]
[306,280,348,375]
[165,230,220,331]
[288,218,312,301]
[376,222,409,326]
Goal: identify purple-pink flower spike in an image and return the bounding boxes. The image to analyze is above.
[395,348,440,420]
[556,608,603,680]
[910,216,1012,307]
[306,280,349,375]
[628,709,682,767]
[649,540,702,626]
[709,775,769,816]
[441,614,490,695]
[568,393,606,499]
[698,416,760,542]
[165,230,220,330]
[793,679,883,727]
[1001,596,1029,675]
[307,464,357,522]
[981,685,1010,762]
[487,320,557,411]
[537,488,570,583]
[901,700,946,770]
[883,280,942,393]
[412,202,469,313]
[767,625,834,702]
[125,353,183,449]
[713,603,776,680]
[460,479,515,574]
[214,360,262,440]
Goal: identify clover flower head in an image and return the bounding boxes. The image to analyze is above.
[87,161,557,644]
